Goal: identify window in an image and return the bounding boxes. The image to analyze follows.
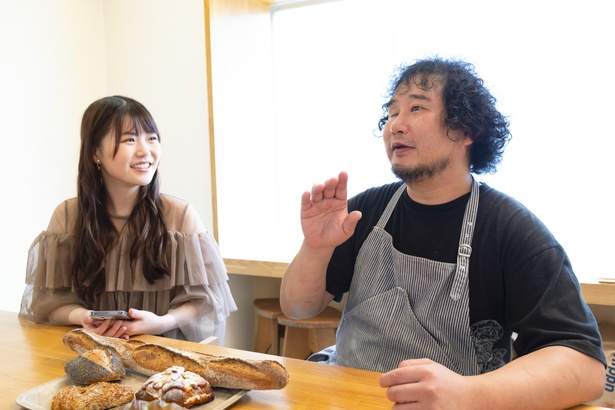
[214,0,614,283]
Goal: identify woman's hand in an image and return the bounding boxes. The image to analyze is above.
[82,310,130,339]
[119,308,177,337]
[60,305,177,339]
[79,305,190,339]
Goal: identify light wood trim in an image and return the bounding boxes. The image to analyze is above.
[581,282,615,307]
[204,0,219,241]
[224,258,288,278]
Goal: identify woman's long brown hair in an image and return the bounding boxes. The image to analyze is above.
[73,96,170,306]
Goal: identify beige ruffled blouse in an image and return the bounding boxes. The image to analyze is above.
[19,194,237,343]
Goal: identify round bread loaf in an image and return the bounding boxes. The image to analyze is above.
[64,348,126,384]
[135,366,214,408]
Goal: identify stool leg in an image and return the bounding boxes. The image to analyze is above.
[308,328,337,353]
[282,327,312,359]
[254,316,274,353]
[270,320,280,356]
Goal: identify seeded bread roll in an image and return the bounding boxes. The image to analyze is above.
[51,381,134,410]
[64,348,126,384]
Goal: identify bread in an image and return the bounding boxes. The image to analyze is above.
[64,348,126,384]
[51,381,134,410]
[135,366,214,408]
[62,329,290,390]
[63,329,157,376]
[133,344,289,390]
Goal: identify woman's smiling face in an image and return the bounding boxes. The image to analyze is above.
[95,116,161,190]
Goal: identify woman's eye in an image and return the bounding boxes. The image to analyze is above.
[122,137,135,143]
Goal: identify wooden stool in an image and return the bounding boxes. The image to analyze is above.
[277,306,342,360]
[253,298,285,355]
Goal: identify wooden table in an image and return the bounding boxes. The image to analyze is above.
[0,310,607,409]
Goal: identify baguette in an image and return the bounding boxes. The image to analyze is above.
[63,329,157,376]
[62,329,290,390]
[132,344,289,390]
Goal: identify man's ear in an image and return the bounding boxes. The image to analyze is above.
[446,126,472,146]
[462,132,473,147]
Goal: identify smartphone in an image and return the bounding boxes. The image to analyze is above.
[90,310,133,321]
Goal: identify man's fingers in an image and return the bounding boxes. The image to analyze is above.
[302,173,350,210]
[342,211,362,236]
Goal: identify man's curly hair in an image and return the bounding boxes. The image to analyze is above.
[378,57,511,175]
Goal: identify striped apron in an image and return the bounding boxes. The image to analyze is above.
[335,179,481,375]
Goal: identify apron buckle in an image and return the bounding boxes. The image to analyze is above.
[458,244,472,258]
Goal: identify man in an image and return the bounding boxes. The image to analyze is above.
[280,58,606,409]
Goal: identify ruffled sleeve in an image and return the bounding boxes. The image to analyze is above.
[165,230,238,343]
[19,230,86,324]
[160,196,238,342]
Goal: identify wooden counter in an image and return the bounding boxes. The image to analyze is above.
[224,258,288,278]
[582,282,615,307]
[1,310,608,410]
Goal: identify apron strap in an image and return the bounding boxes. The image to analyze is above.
[451,178,480,300]
[376,183,407,229]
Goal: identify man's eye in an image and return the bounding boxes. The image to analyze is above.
[411,106,422,112]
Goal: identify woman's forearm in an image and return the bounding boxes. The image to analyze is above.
[49,304,90,325]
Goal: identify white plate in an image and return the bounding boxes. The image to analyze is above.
[16,370,247,410]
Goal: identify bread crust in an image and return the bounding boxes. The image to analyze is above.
[135,366,214,408]
[51,381,134,410]
[64,348,126,384]
[63,329,157,376]
[132,344,289,390]
[62,329,289,390]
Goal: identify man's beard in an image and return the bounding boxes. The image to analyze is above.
[391,157,450,184]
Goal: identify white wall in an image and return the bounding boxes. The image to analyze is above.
[0,0,106,313]
[0,0,253,349]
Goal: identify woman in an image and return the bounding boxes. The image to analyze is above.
[19,95,236,343]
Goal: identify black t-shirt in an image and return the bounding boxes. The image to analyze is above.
[327,181,605,371]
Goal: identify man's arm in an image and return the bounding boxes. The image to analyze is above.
[280,171,361,319]
[380,345,605,410]
[280,241,336,319]
[475,346,605,409]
